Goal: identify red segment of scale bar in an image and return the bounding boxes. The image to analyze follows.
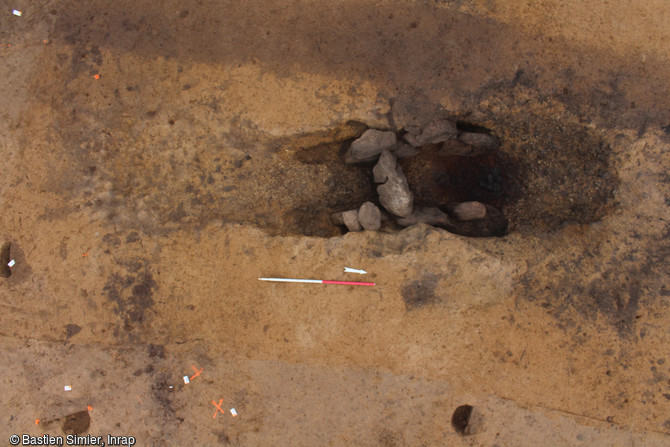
[322,280,375,286]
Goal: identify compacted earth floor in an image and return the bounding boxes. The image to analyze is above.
[1,1,670,445]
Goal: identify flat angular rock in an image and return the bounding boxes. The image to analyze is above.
[342,210,362,231]
[422,119,458,143]
[453,201,487,221]
[358,201,381,230]
[396,207,452,227]
[457,132,500,152]
[344,129,396,163]
[373,150,397,184]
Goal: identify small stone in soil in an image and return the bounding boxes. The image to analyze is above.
[358,201,381,231]
[453,201,487,221]
[344,129,397,163]
[342,210,362,231]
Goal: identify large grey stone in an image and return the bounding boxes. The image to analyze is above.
[344,129,397,163]
[457,132,500,152]
[396,207,452,227]
[358,201,381,230]
[453,201,487,221]
[373,150,414,217]
[377,177,413,217]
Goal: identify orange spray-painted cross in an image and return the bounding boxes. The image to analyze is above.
[190,366,203,380]
[212,399,225,419]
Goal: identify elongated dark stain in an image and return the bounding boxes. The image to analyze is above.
[0,242,11,278]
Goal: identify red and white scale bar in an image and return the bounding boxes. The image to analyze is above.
[258,277,375,286]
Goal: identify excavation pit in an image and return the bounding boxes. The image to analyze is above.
[280,114,616,238]
[83,114,617,239]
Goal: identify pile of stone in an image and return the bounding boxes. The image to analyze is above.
[332,117,500,233]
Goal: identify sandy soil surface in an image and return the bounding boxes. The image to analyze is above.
[1,0,669,445]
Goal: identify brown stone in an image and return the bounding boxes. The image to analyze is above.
[453,201,487,221]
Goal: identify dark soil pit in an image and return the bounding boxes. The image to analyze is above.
[279,114,618,238]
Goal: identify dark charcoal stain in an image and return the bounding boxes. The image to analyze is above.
[65,324,82,338]
[401,274,439,310]
[61,410,90,435]
[126,231,140,243]
[401,146,514,211]
[213,429,231,444]
[148,343,166,359]
[451,404,473,435]
[102,233,122,247]
[151,374,179,421]
[522,226,669,337]
[377,428,404,447]
[0,242,11,278]
[103,269,156,326]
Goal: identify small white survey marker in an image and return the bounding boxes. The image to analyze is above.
[344,267,367,274]
[183,375,190,384]
[12,10,22,16]
[7,260,15,267]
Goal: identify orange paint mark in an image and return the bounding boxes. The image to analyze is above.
[94,74,100,80]
[82,252,88,257]
[190,365,203,380]
[35,419,40,425]
[212,399,224,419]
[87,405,93,411]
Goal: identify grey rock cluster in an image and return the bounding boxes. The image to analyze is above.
[334,117,502,233]
[332,201,381,232]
